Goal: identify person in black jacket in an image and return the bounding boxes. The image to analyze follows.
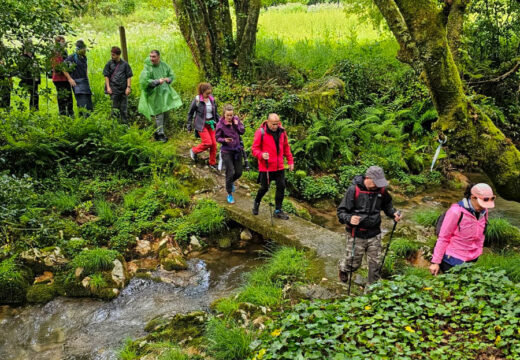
[337,166,402,286]
[103,46,133,123]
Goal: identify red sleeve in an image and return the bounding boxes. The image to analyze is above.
[283,132,294,165]
[251,129,263,159]
[431,205,461,264]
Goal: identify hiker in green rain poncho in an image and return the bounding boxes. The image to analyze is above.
[138,50,182,142]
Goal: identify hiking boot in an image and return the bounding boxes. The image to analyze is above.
[274,209,289,220]
[189,149,197,162]
[339,270,349,283]
[156,133,168,142]
[227,194,235,204]
[252,201,260,215]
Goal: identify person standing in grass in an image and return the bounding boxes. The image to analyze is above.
[18,42,41,111]
[51,36,73,116]
[138,50,182,142]
[103,46,133,123]
[187,82,219,169]
[251,113,294,220]
[215,104,245,204]
[337,166,401,286]
[64,40,93,117]
[430,183,494,275]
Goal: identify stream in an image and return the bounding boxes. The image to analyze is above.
[0,246,264,360]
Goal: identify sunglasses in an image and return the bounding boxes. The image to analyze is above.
[472,195,496,202]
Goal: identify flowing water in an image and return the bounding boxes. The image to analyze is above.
[0,247,264,360]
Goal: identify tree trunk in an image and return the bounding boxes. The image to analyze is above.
[374,0,520,201]
[172,0,260,81]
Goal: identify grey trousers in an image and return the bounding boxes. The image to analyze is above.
[75,93,93,117]
[155,113,165,135]
[338,234,382,284]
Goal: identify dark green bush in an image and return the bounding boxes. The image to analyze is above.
[205,318,253,360]
[173,200,227,244]
[0,258,32,305]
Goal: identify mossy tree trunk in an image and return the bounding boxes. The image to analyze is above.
[374,0,520,201]
[172,0,260,81]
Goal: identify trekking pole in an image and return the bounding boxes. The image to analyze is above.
[266,159,274,226]
[378,211,401,276]
[347,226,356,296]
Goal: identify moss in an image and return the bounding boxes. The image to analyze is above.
[144,311,208,347]
[26,283,57,304]
[0,258,32,305]
[159,248,188,271]
[161,208,183,221]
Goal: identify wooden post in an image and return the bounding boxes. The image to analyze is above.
[119,26,128,62]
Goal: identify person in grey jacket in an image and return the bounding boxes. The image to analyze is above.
[103,46,133,123]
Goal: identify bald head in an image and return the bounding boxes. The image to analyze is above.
[267,113,281,131]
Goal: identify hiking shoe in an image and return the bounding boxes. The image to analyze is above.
[339,270,349,283]
[156,134,168,142]
[189,149,197,162]
[227,194,235,204]
[252,201,260,215]
[274,210,289,220]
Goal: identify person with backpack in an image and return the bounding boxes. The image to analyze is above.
[215,104,245,204]
[103,46,133,123]
[187,82,218,169]
[251,113,294,220]
[337,166,401,286]
[138,50,182,142]
[430,183,494,275]
[63,40,93,117]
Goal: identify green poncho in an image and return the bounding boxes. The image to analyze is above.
[138,58,182,119]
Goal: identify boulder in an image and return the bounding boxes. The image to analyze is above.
[20,247,68,272]
[240,229,253,242]
[159,247,188,271]
[190,235,201,249]
[218,236,232,249]
[111,259,126,288]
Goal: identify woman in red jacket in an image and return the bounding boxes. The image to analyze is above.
[251,113,294,220]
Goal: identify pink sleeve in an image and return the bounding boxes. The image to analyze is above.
[283,133,294,165]
[431,205,461,264]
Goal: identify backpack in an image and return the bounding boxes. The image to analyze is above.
[354,185,385,201]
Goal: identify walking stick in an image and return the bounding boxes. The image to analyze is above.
[379,211,401,276]
[347,226,356,296]
[266,159,274,226]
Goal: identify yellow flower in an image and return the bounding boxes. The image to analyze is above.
[423,287,433,291]
[405,326,415,333]
[495,335,501,346]
[254,348,267,359]
[271,328,281,337]
[365,305,371,310]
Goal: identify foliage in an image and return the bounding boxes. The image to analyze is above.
[95,199,116,225]
[286,171,339,202]
[118,338,139,360]
[205,318,253,360]
[389,238,420,259]
[69,248,118,276]
[172,200,227,244]
[0,257,32,305]
[26,283,57,303]
[485,218,520,248]
[413,209,443,227]
[251,266,520,359]
[476,252,520,282]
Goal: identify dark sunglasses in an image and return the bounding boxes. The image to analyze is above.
[473,195,496,202]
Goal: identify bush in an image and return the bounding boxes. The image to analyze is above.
[252,266,520,359]
[389,238,420,259]
[173,200,227,244]
[485,218,520,248]
[69,248,119,276]
[0,258,32,305]
[205,318,253,360]
[286,172,339,202]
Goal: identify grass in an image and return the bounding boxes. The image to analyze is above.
[485,217,520,248]
[389,238,420,259]
[475,251,520,282]
[69,248,119,275]
[95,199,116,225]
[205,318,253,360]
[89,273,108,291]
[44,190,80,215]
[118,338,138,360]
[173,199,227,244]
[412,208,443,227]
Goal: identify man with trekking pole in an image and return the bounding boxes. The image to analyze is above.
[251,113,294,220]
[337,166,401,293]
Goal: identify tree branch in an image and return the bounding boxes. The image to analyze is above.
[468,61,520,85]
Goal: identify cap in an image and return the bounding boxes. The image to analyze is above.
[471,183,495,209]
[365,166,388,188]
[75,40,87,49]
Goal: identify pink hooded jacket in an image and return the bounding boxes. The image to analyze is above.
[431,202,487,264]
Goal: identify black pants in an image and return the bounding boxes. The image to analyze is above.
[22,83,39,110]
[54,81,73,116]
[111,93,129,123]
[222,151,243,194]
[255,170,285,210]
[74,93,93,117]
[440,257,478,273]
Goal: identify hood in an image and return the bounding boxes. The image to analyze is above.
[144,57,158,67]
[352,175,365,187]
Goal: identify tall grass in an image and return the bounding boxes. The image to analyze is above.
[205,318,253,360]
[412,209,443,227]
[476,252,520,282]
[485,218,520,248]
[69,248,119,275]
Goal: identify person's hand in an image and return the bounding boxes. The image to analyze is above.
[350,215,361,226]
[225,138,232,143]
[165,78,171,83]
[288,164,294,171]
[106,86,112,95]
[262,152,269,160]
[68,78,76,87]
[429,263,440,276]
[159,78,165,84]
[233,118,238,125]
[394,212,402,222]
[125,87,131,96]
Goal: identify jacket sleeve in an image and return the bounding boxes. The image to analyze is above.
[431,205,460,264]
[215,126,226,144]
[337,186,356,225]
[283,132,294,165]
[102,61,111,78]
[235,118,245,135]
[251,129,263,159]
[186,99,196,131]
[382,190,396,218]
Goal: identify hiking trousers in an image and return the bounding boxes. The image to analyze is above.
[222,151,243,194]
[111,93,129,123]
[74,93,93,117]
[192,123,217,165]
[255,170,285,210]
[339,233,382,284]
[54,81,73,116]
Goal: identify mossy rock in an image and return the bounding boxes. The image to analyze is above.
[161,208,183,221]
[26,283,57,304]
[159,248,188,271]
[0,258,33,305]
[144,311,208,346]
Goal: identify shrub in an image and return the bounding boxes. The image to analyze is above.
[413,209,442,227]
[485,218,520,248]
[205,318,253,360]
[69,248,119,276]
[95,199,116,225]
[173,200,227,244]
[0,258,32,305]
[389,238,420,259]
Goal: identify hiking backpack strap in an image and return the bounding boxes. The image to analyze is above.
[354,185,385,202]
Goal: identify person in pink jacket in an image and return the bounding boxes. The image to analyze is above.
[430,183,495,275]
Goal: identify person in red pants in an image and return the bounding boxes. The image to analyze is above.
[187,82,218,169]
